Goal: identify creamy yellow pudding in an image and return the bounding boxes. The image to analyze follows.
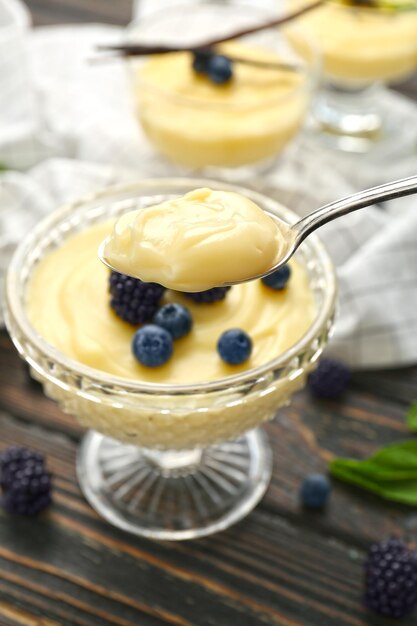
[27,220,315,386]
[103,188,286,291]
[294,1,417,83]
[133,41,311,168]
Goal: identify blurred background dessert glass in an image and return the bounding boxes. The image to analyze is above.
[127,2,319,177]
[293,0,417,151]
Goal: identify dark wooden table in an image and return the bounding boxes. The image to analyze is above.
[1,1,417,625]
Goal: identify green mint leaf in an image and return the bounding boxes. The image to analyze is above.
[369,439,417,468]
[330,439,417,505]
[406,402,417,432]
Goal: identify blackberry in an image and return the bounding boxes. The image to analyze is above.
[184,286,231,304]
[3,486,52,517]
[364,538,417,618]
[192,48,213,74]
[0,447,52,516]
[308,358,351,399]
[109,271,165,324]
[0,447,43,489]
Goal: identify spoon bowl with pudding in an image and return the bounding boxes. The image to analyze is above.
[99,187,291,291]
[4,178,336,540]
[99,175,417,290]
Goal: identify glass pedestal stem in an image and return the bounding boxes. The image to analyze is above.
[312,80,385,152]
[77,428,272,541]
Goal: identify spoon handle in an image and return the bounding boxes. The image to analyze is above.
[292,174,417,245]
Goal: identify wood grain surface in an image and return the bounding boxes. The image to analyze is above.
[2,330,417,626]
[2,1,417,625]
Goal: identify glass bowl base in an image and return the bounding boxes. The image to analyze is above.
[77,429,272,541]
[309,81,395,154]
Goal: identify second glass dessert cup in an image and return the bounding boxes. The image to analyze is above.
[127,2,319,178]
[296,1,417,152]
[4,179,336,540]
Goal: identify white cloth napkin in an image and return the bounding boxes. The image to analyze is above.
[1,20,417,369]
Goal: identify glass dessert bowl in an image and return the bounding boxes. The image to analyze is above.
[294,0,417,151]
[127,2,319,173]
[4,178,336,540]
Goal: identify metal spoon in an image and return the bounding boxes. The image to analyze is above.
[253,173,417,283]
[99,174,417,287]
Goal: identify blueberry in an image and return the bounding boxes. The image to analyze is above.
[192,48,212,74]
[261,265,291,290]
[153,303,193,340]
[300,473,331,509]
[132,325,173,367]
[207,55,233,85]
[217,329,252,365]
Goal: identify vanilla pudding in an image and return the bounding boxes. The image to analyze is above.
[294,1,417,83]
[27,219,315,385]
[133,40,312,168]
[103,188,287,291]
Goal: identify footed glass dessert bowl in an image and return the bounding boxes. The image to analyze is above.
[4,179,336,540]
[294,0,417,152]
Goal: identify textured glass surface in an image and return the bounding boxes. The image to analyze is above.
[5,178,336,539]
